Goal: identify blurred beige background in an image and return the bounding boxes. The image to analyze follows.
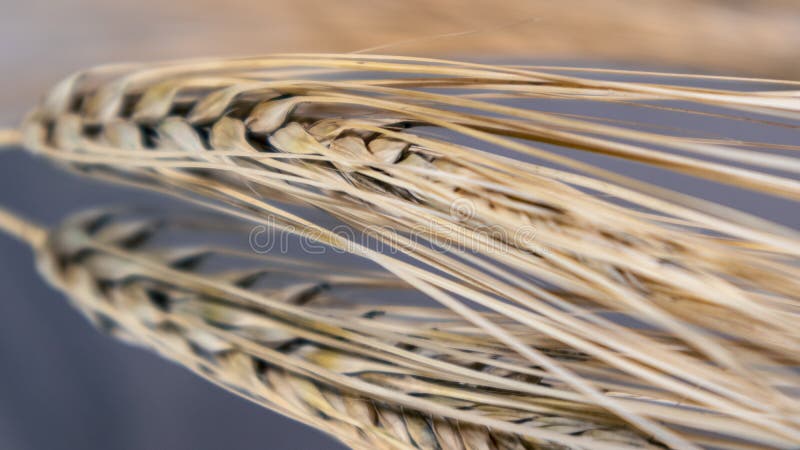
[2,0,799,125]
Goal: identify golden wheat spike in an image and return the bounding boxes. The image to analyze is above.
[2,207,674,450]
[9,54,800,449]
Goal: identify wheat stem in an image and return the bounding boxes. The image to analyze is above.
[0,128,21,149]
[0,206,47,248]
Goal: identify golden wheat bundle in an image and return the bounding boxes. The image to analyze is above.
[2,54,799,449]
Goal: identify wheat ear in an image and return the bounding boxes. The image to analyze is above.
[14,54,800,449]
[0,206,680,450]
